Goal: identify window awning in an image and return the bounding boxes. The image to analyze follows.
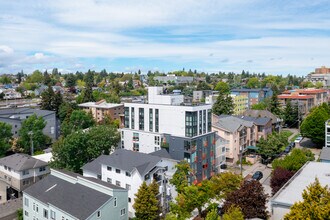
[247,145,259,150]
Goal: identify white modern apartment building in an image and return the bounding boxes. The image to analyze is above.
[121,87,225,184]
[23,169,128,220]
[325,119,330,147]
[82,149,177,218]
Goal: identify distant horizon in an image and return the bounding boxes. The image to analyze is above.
[1,1,330,75]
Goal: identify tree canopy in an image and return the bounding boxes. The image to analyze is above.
[60,110,95,137]
[257,132,288,160]
[212,93,234,115]
[284,178,330,219]
[270,167,295,196]
[0,122,12,157]
[214,81,230,94]
[170,160,191,193]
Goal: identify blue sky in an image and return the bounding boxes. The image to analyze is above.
[0,0,330,75]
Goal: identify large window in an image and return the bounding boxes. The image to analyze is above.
[155,109,159,132]
[199,111,202,135]
[131,107,135,129]
[133,143,139,152]
[208,109,212,132]
[124,107,129,128]
[185,111,198,137]
[133,132,139,141]
[203,110,206,133]
[139,108,144,130]
[149,109,153,132]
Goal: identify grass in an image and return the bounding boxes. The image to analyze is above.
[289,133,301,142]
[280,130,293,140]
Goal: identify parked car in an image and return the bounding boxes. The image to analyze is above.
[284,146,291,154]
[289,142,295,148]
[252,171,263,181]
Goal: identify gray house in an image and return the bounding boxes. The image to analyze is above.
[0,108,59,141]
[23,169,128,220]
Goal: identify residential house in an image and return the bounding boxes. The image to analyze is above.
[78,100,124,125]
[271,162,330,220]
[121,87,224,183]
[83,149,177,218]
[243,109,282,132]
[23,169,128,220]
[0,154,49,204]
[0,107,59,141]
[2,89,22,99]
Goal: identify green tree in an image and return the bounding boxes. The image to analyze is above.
[269,93,281,116]
[43,70,52,86]
[60,110,95,137]
[58,102,77,122]
[209,172,242,200]
[197,81,211,90]
[272,148,314,172]
[17,208,23,220]
[205,208,220,220]
[214,81,230,94]
[212,94,234,115]
[251,102,267,110]
[223,180,269,219]
[18,114,50,154]
[283,101,299,128]
[246,77,260,89]
[52,125,119,173]
[133,182,160,220]
[82,70,95,102]
[170,160,191,193]
[53,92,63,114]
[300,104,330,146]
[284,178,330,220]
[40,86,55,111]
[65,73,76,88]
[315,81,324,89]
[0,122,12,157]
[257,132,288,160]
[0,75,12,84]
[27,70,44,83]
[222,206,244,220]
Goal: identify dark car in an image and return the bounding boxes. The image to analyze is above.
[252,171,263,181]
[284,146,291,154]
[289,142,295,148]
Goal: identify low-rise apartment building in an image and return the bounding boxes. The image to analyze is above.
[325,119,330,148]
[82,149,177,218]
[281,88,328,107]
[306,66,330,87]
[23,169,128,220]
[230,94,249,115]
[0,108,59,141]
[243,109,282,132]
[0,154,49,204]
[121,87,223,183]
[278,94,314,115]
[212,115,272,164]
[78,100,124,125]
[230,88,273,108]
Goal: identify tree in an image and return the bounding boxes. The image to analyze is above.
[212,94,234,115]
[214,81,230,94]
[222,206,244,220]
[133,182,160,220]
[58,102,76,122]
[52,125,119,173]
[269,93,281,116]
[284,178,330,219]
[60,110,95,137]
[251,102,267,110]
[205,208,220,220]
[170,160,191,193]
[52,92,63,114]
[300,104,330,146]
[315,81,324,89]
[82,70,95,102]
[17,71,24,84]
[257,132,288,160]
[0,122,12,157]
[223,180,269,219]
[283,101,299,128]
[209,172,242,200]
[27,70,44,83]
[40,86,55,111]
[17,208,23,220]
[65,73,76,88]
[197,81,211,90]
[0,75,12,84]
[17,114,50,154]
[272,148,314,172]
[43,70,52,86]
[270,167,295,196]
[246,77,260,89]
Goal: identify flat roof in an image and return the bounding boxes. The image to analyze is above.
[271,162,330,207]
[277,95,314,99]
[78,102,123,109]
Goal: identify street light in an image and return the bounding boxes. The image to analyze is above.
[28,131,34,156]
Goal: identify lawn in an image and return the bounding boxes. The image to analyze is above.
[280,130,293,140]
[289,133,301,142]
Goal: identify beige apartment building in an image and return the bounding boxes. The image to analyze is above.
[0,154,49,204]
[78,99,124,125]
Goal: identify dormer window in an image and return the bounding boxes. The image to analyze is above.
[39,167,46,172]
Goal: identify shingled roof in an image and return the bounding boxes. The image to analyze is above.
[0,154,48,171]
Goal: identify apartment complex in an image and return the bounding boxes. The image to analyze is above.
[83,149,177,217]
[121,87,224,183]
[205,93,248,115]
[154,75,194,85]
[278,88,328,114]
[230,88,273,108]
[325,119,330,148]
[0,107,59,141]
[212,115,272,164]
[0,154,49,204]
[243,110,282,132]
[306,66,330,87]
[23,169,128,220]
[193,90,214,102]
[78,100,124,124]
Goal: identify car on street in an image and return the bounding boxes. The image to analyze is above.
[252,171,263,181]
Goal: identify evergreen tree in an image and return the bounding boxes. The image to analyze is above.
[133,182,160,220]
[283,101,299,128]
[43,70,52,86]
[0,122,12,157]
[82,70,95,102]
[269,93,281,116]
[41,86,55,111]
[53,92,63,115]
[212,94,234,115]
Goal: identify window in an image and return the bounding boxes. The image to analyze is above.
[23,170,29,175]
[125,171,131,177]
[149,108,153,132]
[116,181,121,186]
[50,210,56,220]
[62,217,65,220]
[199,111,202,134]
[23,180,30,185]
[185,111,197,137]
[208,109,212,132]
[116,169,120,174]
[97,174,101,179]
[155,109,159,132]
[126,184,131,190]
[133,143,139,152]
[139,108,144,130]
[154,136,160,145]
[121,208,126,216]
[128,197,131,203]
[36,204,39,212]
[43,209,48,218]
[39,166,46,172]
[124,107,129,128]
[114,197,117,207]
[8,167,11,172]
[203,110,206,133]
[51,126,55,134]
[24,198,29,207]
[97,211,101,218]
[107,178,112,183]
[33,203,35,211]
[25,211,29,216]
[131,107,135,129]
[107,166,112,171]
[4,165,7,170]
[133,132,139,141]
